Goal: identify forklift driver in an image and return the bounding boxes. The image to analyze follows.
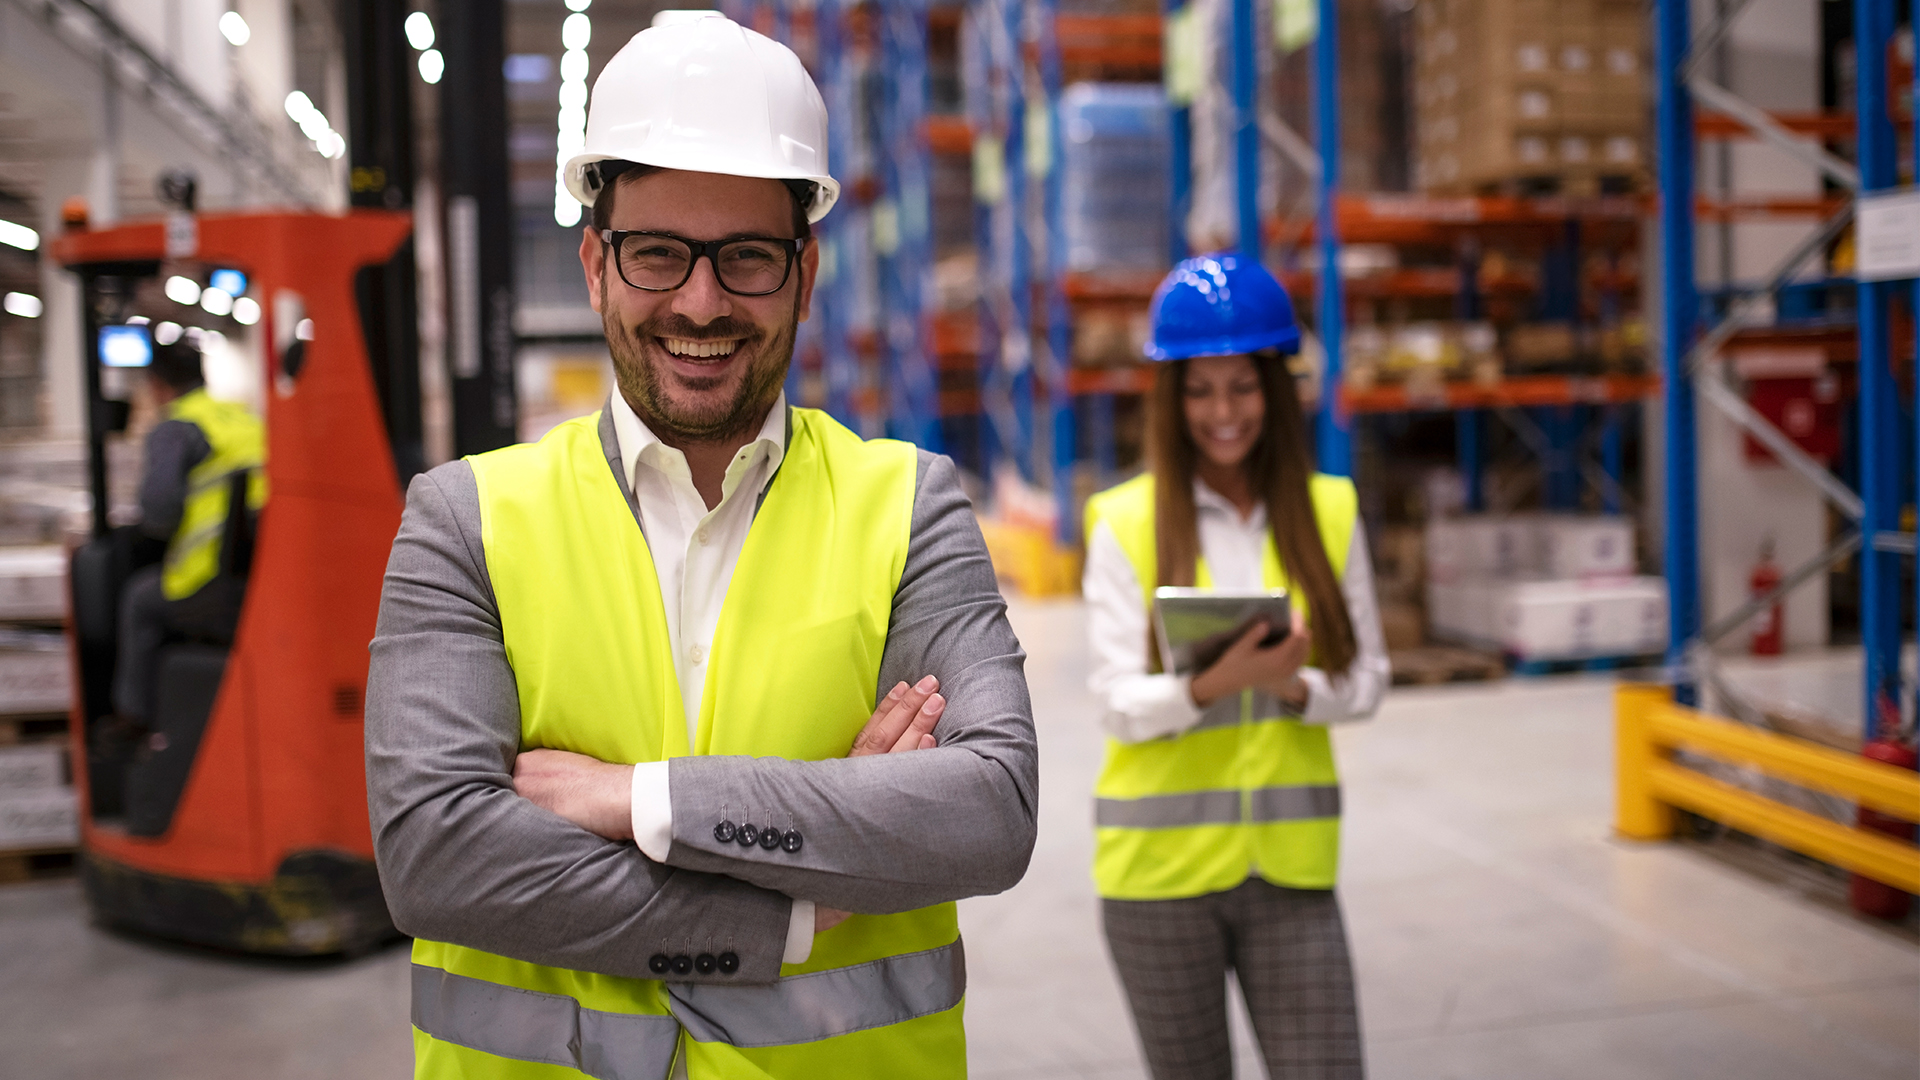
[111,339,266,732]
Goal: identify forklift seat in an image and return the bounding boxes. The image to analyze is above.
[73,469,261,836]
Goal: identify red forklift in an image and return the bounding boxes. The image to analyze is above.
[55,210,414,955]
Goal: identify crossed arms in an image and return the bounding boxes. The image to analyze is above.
[364,452,1038,986]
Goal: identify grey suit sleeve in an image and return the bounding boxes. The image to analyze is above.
[663,452,1039,914]
[365,462,794,984]
[138,419,209,540]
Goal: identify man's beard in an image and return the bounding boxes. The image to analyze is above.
[604,289,798,444]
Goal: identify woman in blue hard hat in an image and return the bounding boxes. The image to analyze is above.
[1082,254,1387,1079]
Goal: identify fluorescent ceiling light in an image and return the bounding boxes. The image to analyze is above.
[404,11,435,51]
[165,276,202,306]
[219,11,250,46]
[419,49,444,84]
[0,220,38,251]
[2,292,42,318]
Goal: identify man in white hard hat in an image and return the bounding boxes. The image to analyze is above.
[365,12,1037,1079]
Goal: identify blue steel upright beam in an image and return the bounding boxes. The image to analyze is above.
[1005,0,1036,481]
[1041,0,1077,540]
[1654,0,1699,701]
[816,0,857,425]
[1312,0,1349,476]
[1229,0,1259,257]
[1854,0,1899,730]
[880,0,942,450]
[1165,0,1191,263]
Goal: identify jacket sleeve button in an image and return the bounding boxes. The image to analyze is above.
[695,953,717,974]
[671,954,693,975]
[714,820,736,843]
[781,829,803,853]
[648,953,671,975]
[757,826,781,850]
[735,823,759,848]
[717,952,739,975]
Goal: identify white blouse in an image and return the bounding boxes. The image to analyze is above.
[1083,478,1390,743]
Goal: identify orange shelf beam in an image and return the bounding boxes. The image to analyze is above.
[923,115,973,156]
[1339,373,1661,414]
[1696,111,1855,139]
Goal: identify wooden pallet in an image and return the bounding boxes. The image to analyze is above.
[1510,653,1663,678]
[0,847,75,885]
[0,713,68,746]
[1389,646,1507,686]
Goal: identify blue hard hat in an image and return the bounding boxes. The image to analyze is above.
[1143,253,1300,361]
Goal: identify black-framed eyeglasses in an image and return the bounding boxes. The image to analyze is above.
[599,230,805,297]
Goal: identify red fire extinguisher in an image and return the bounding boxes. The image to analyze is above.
[1849,694,1917,921]
[1749,537,1783,656]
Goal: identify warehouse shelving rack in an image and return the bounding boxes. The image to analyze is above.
[1652,0,1917,724]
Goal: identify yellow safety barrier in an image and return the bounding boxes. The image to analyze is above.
[1615,684,1920,894]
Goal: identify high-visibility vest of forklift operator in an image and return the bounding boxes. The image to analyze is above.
[161,387,265,600]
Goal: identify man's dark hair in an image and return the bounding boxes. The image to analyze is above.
[149,340,205,393]
[586,160,813,239]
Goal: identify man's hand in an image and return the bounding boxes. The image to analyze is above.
[816,675,946,933]
[1188,609,1312,708]
[848,675,944,756]
[513,748,635,841]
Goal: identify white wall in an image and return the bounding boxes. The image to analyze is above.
[1689,0,1832,650]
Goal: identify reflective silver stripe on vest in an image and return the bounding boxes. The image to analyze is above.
[668,939,965,1049]
[1095,789,1242,828]
[1250,784,1340,821]
[1189,691,1302,733]
[411,963,680,1080]
[1096,784,1340,828]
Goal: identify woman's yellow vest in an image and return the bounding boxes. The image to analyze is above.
[1083,472,1357,901]
[161,388,267,600]
[410,408,966,1080]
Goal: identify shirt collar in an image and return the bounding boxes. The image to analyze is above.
[610,390,788,501]
[1193,477,1266,528]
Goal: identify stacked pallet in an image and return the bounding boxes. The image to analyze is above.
[0,548,77,882]
[1412,0,1649,196]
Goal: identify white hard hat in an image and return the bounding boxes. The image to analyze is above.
[561,11,840,223]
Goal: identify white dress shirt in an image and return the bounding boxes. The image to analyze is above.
[611,391,817,965]
[1084,478,1390,743]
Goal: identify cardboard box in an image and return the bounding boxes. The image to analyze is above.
[0,744,65,791]
[0,786,78,849]
[0,547,64,622]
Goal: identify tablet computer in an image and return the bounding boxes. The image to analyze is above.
[1152,587,1292,676]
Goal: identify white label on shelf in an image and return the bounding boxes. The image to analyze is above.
[1856,188,1920,282]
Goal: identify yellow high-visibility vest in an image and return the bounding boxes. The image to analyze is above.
[411,408,966,1080]
[161,388,266,601]
[1083,471,1357,900]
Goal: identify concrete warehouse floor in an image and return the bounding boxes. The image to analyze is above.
[1,598,1914,1079]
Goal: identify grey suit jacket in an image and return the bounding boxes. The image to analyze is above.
[365,408,1038,989]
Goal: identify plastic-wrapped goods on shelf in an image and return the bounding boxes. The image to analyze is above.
[1060,83,1171,274]
[0,744,65,791]
[0,630,70,715]
[1426,574,1667,660]
[0,787,78,849]
[1426,513,1635,582]
[0,547,67,622]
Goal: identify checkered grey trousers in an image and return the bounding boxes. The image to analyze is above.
[1102,878,1364,1080]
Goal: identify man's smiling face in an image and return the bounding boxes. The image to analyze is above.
[579,168,817,444]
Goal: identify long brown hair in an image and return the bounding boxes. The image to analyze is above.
[1146,354,1357,675]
